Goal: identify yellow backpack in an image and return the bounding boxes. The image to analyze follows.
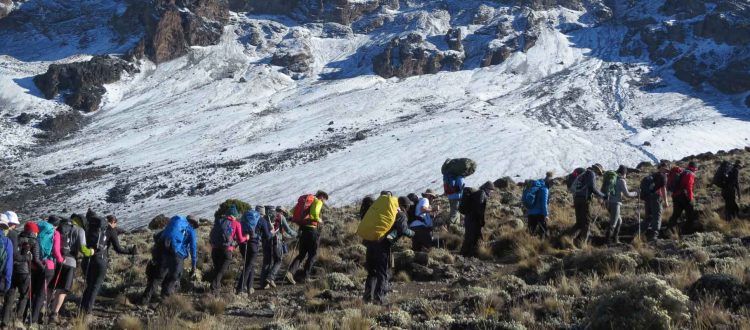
[357,195,399,241]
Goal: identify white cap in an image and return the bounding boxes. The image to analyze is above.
[3,211,19,226]
[4,211,19,225]
[0,215,8,229]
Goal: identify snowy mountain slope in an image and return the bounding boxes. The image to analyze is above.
[1,1,750,227]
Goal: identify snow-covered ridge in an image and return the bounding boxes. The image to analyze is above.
[0,0,749,227]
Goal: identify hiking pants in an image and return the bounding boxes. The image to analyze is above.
[236,242,259,293]
[80,255,107,314]
[288,228,319,281]
[527,215,547,238]
[161,250,184,297]
[211,249,232,293]
[448,199,460,225]
[667,195,696,234]
[141,259,165,305]
[572,197,591,244]
[363,239,391,304]
[30,267,53,323]
[608,202,622,236]
[460,218,482,257]
[410,226,433,252]
[723,190,740,221]
[3,273,30,325]
[260,239,283,285]
[643,195,662,239]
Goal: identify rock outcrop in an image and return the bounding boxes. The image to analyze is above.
[373,31,466,79]
[230,0,397,25]
[33,56,138,112]
[113,0,229,64]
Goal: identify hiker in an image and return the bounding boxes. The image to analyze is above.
[360,196,414,304]
[29,217,62,324]
[4,221,41,326]
[286,191,328,284]
[360,196,375,220]
[142,228,166,305]
[524,179,550,238]
[443,174,465,226]
[236,208,261,295]
[210,206,246,294]
[142,215,198,305]
[410,189,439,252]
[604,166,638,243]
[568,164,607,245]
[640,161,670,241]
[80,215,136,315]
[665,162,699,234]
[259,206,295,289]
[460,182,494,257]
[0,216,13,325]
[0,211,20,327]
[49,214,92,323]
[723,160,742,221]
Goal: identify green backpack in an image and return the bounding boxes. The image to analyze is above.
[37,221,55,261]
[602,171,618,197]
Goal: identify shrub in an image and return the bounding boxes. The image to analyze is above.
[586,274,690,330]
[214,199,251,220]
[114,315,143,330]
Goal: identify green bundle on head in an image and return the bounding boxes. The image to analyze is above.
[214,199,251,220]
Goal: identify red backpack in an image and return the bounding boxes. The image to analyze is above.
[667,166,684,193]
[292,194,315,226]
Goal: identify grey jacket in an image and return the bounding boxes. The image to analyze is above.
[609,177,638,204]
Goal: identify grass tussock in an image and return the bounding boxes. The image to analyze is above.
[114,314,143,330]
[199,298,226,316]
[158,294,193,319]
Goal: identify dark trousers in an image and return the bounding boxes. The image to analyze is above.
[642,195,663,239]
[667,195,696,234]
[3,273,30,325]
[527,214,547,238]
[288,228,319,281]
[80,255,107,314]
[363,240,391,304]
[211,249,232,293]
[411,227,433,252]
[236,242,259,293]
[30,268,53,323]
[460,219,483,257]
[571,197,591,244]
[723,190,740,221]
[260,239,283,285]
[143,250,184,304]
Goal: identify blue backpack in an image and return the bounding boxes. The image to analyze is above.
[522,180,545,209]
[241,211,261,239]
[161,216,190,253]
[210,216,234,248]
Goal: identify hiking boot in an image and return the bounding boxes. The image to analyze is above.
[269,280,277,288]
[613,236,621,244]
[285,272,296,285]
[247,288,255,296]
[49,313,61,325]
[262,282,271,290]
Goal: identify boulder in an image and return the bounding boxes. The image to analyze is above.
[35,111,85,140]
[148,214,170,230]
[446,28,463,52]
[372,33,444,79]
[493,177,514,190]
[688,273,750,309]
[33,56,137,112]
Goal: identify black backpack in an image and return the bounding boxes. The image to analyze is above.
[712,162,730,189]
[86,216,108,252]
[58,220,76,257]
[14,234,34,273]
[639,174,656,201]
[458,187,476,215]
[209,217,233,248]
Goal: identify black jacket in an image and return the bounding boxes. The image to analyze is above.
[466,189,489,226]
[574,170,606,200]
[98,226,134,259]
[14,232,43,275]
[723,166,741,198]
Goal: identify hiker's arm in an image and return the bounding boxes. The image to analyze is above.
[590,174,606,198]
[53,232,64,263]
[189,228,197,270]
[32,242,43,269]
[395,213,414,238]
[310,199,324,223]
[541,188,550,216]
[621,180,637,198]
[109,230,132,255]
[234,221,247,244]
[79,229,93,257]
[5,240,12,290]
[280,216,297,237]
[686,174,695,201]
[660,186,670,207]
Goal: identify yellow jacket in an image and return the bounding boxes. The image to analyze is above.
[307,198,324,227]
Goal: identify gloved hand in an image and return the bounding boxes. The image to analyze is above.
[190,269,200,281]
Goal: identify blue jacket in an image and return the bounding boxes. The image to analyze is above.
[0,232,12,290]
[527,184,550,217]
[160,216,198,269]
[444,175,465,200]
[257,216,274,243]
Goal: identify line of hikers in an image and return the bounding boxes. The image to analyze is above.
[0,158,742,321]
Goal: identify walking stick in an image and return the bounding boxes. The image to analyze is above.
[24,259,32,327]
[77,256,92,318]
[637,200,642,240]
[241,241,249,290]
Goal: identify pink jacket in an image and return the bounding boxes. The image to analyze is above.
[227,218,247,252]
[43,231,64,271]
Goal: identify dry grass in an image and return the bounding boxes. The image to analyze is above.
[553,274,582,297]
[692,296,736,330]
[666,260,702,290]
[393,270,411,282]
[114,314,144,330]
[340,309,374,330]
[71,316,88,330]
[199,298,226,316]
[158,294,193,319]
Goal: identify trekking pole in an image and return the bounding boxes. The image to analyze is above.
[77,257,92,318]
[637,200,642,240]
[242,242,249,290]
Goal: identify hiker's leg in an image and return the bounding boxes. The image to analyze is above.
[2,276,20,325]
[302,230,320,280]
[210,249,224,291]
[684,200,697,233]
[51,265,75,314]
[581,200,592,244]
[572,198,587,240]
[374,241,390,304]
[15,274,30,320]
[727,192,739,220]
[259,243,273,285]
[363,241,376,302]
[30,268,52,323]
[606,202,617,240]
[648,196,663,239]
[163,252,183,297]
[81,257,107,314]
[288,231,311,276]
[527,216,538,236]
[247,243,259,290]
[236,244,250,292]
[268,241,284,282]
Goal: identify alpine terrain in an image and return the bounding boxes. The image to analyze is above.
[1,0,749,227]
